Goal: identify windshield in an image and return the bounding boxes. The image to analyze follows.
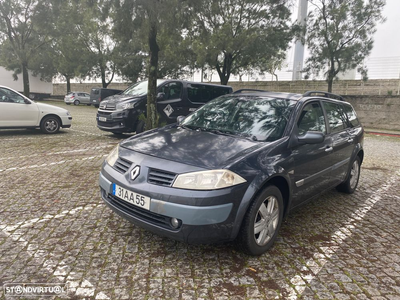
[122,80,166,96]
[181,95,296,141]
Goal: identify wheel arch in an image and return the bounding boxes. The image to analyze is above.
[357,149,364,164]
[40,113,63,127]
[231,174,291,240]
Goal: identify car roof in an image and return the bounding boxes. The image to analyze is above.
[160,79,233,89]
[232,90,351,105]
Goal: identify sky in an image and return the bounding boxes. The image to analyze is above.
[369,0,400,58]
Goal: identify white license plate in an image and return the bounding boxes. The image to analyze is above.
[112,183,150,210]
[99,117,107,122]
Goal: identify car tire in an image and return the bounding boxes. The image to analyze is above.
[336,156,361,194]
[94,104,99,108]
[74,100,80,105]
[238,185,284,256]
[40,116,61,134]
[86,104,91,106]
[136,120,146,134]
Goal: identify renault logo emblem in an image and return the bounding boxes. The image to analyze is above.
[130,166,140,181]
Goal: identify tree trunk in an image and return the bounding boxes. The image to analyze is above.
[101,65,108,88]
[146,20,160,131]
[22,62,30,97]
[66,75,71,93]
[327,78,333,93]
[216,53,233,85]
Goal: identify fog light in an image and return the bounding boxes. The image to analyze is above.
[171,218,179,229]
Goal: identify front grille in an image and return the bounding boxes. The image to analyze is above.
[148,169,177,187]
[113,157,132,173]
[103,190,180,230]
[98,111,112,116]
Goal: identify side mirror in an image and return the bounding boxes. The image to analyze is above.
[298,131,325,144]
[157,92,165,101]
[24,99,31,104]
[177,115,185,124]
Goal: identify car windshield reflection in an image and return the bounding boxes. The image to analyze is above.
[181,96,296,142]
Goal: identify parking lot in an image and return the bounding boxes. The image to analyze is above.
[0,101,399,300]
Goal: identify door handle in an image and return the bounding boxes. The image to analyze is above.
[325,146,333,152]
[347,138,354,143]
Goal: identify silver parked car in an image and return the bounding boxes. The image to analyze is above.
[64,92,91,106]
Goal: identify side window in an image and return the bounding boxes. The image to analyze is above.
[343,105,360,127]
[159,82,182,100]
[0,88,25,103]
[187,85,231,104]
[297,102,326,135]
[323,102,349,133]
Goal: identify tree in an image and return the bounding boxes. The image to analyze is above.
[189,0,295,85]
[305,0,385,92]
[0,0,57,96]
[50,1,92,93]
[72,0,117,88]
[114,0,191,130]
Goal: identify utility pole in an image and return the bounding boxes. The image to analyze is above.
[292,0,308,81]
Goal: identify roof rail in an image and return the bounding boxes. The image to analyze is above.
[303,91,345,101]
[233,89,268,94]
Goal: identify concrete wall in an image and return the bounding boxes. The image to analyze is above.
[227,79,400,96]
[53,83,130,96]
[346,96,400,130]
[53,79,400,97]
[52,80,400,130]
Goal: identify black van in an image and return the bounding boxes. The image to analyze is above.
[96,79,233,134]
[90,88,122,108]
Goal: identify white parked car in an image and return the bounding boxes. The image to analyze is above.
[0,85,72,134]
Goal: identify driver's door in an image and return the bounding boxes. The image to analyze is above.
[0,88,39,127]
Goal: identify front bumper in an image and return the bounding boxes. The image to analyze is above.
[96,110,135,133]
[99,156,247,244]
[60,115,72,127]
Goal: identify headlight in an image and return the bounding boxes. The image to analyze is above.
[172,169,246,190]
[106,145,119,167]
[117,102,135,110]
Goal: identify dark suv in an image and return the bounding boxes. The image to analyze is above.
[96,80,233,134]
[90,88,122,108]
[99,90,364,255]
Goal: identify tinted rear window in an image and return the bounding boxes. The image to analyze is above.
[343,105,360,127]
[323,102,349,133]
[91,89,100,95]
[187,85,232,103]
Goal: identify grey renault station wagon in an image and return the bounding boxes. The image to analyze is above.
[99,90,364,255]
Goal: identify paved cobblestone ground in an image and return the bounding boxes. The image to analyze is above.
[0,101,399,300]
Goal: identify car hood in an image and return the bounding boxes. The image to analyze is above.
[120,126,266,169]
[36,102,69,114]
[102,94,142,104]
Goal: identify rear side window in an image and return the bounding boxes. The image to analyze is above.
[323,102,349,133]
[297,102,326,135]
[343,105,360,127]
[187,85,231,103]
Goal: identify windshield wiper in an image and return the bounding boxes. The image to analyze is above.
[204,128,258,141]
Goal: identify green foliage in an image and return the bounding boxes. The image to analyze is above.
[188,0,295,85]
[305,0,386,92]
[0,0,58,95]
